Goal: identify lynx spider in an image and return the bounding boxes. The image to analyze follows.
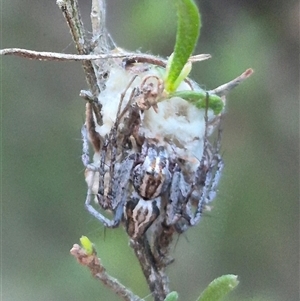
[82,74,170,238]
[82,59,224,240]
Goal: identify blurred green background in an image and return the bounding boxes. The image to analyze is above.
[2,1,299,300]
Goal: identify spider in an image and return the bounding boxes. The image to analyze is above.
[81,58,224,243]
[82,72,172,239]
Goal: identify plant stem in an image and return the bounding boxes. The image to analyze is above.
[57,0,100,95]
[70,244,144,301]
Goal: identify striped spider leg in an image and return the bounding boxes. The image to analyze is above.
[189,129,224,227]
[172,69,254,229]
[81,76,141,229]
[180,70,255,227]
[164,94,224,233]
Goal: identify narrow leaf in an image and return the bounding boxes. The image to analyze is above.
[165,0,201,93]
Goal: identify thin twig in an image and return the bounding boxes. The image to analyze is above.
[70,244,144,301]
[130,238,169,301]
[91,0,106,42]
[210,68,254,97]
[56,0,88,54]
[57,0,100,95]
[0,47,210,67]
[0,48,131,61]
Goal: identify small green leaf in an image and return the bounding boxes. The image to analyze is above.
[165,0,201,93]
[164,291,179,301]
[196,274,239,301]
[171,90,224,115]
[80,236,94,255]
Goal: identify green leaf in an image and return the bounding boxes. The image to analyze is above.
[165,0,201,93]
[80,235,94,255]
[164,291,179,301]
[196,275,239,301]
[171,90,224,115]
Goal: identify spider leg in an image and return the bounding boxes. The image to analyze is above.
[167,93,224,230]
[205,152,224,203]
[81,91,120,226]
[165,165,190,226]
[84,163,120,228]
[105,75,138,201]
[96,137,109,209]
[83,74,143,229]
[190,118,224,226]
[189,148,223,226]
[152,219,175,267]
[85,193,120,228]
[188,92,213,226]
[84,154,136,228]
[81,123,90,167]
[110,154,136,223]
[81,75,141,228]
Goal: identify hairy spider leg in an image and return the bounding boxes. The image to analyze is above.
[189,105,224,226]
[83,126,137,228]
[84,162,121,227]
[166,92,224,230]
[81,114,119,227]
[199,119,224,208]
[81,123,90,167]
[165,164,190,226]
[203,152,224,205]
[205,121,224,203]
[162,93,211,232]
[105,75,138,201]
[83,75,141,229]
[188,143,223,227]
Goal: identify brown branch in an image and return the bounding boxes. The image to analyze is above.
[56,0,101,95]
[56,0,87,54]
[0,47,210,67]
[70,244,144,301]
[0,48,132,61]
[210,68,254,97]
[130,238,169,301]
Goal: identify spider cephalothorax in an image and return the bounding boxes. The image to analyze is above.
[132,144,171,200]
